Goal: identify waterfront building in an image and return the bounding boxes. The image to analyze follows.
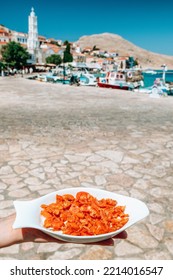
[10,30,27,45]
[0,26,11,44]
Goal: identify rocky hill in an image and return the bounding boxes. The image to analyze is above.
[76,33,173,69]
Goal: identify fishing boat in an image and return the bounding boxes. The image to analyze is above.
[97,70,144,90]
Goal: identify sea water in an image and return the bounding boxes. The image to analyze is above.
[143,70,173,87]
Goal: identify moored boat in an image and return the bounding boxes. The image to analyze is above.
[134,77,173,96]
[97,70,144,90]
[71,69,97,86]
[143,69,157,75]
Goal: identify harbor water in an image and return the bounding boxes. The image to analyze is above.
[143,70,173,87]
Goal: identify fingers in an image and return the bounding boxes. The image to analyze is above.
[21,228,65,243]
[22,228,127,245]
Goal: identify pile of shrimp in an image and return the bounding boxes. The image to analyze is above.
[41,191,129,236]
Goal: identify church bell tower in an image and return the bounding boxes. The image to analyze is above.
[27,7,39,63]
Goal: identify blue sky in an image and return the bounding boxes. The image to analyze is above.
[1,0,173,55]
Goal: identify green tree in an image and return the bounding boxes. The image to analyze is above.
[1,41,30,69]
[63,43,73,63]
[0,61,5,71]
[126,56,138,69]
[92,45,99,51]
[49,41,61,47]
[63,40,69,46]
[46,54,62,65]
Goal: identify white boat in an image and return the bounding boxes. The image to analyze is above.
[143,69,157,75]
[97,70,144,90]
[37,72,60,82]
[79,73,97,86]
[136,65,173,96]
[71,69,97,86]
[37,70,71,84]
[134,78,170,96]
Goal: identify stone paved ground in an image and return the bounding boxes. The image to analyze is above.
[0,76,173,260]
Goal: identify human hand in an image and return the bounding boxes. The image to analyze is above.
[22,228,127,246]
[0,214,127,248]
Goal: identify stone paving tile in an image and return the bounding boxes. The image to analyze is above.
[0,77,173,260]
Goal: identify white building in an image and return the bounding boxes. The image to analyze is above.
[0,26,11,43]
[27,7,40,64]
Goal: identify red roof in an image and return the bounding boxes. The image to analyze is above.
[38,35,46,40]
[42,43,61,54]
[0,30,9,36]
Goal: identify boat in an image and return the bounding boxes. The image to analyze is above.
[143,69,157,75]
[135,65,173,96]
[37,72,59,82]
[134,77,173,96]
[71,69,97,86]
[97,70,144,90]
[37,70,71,84]
[69,72,97,86]
[79,73,97,86]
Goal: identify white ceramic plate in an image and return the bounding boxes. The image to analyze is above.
[13,187,149,243]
